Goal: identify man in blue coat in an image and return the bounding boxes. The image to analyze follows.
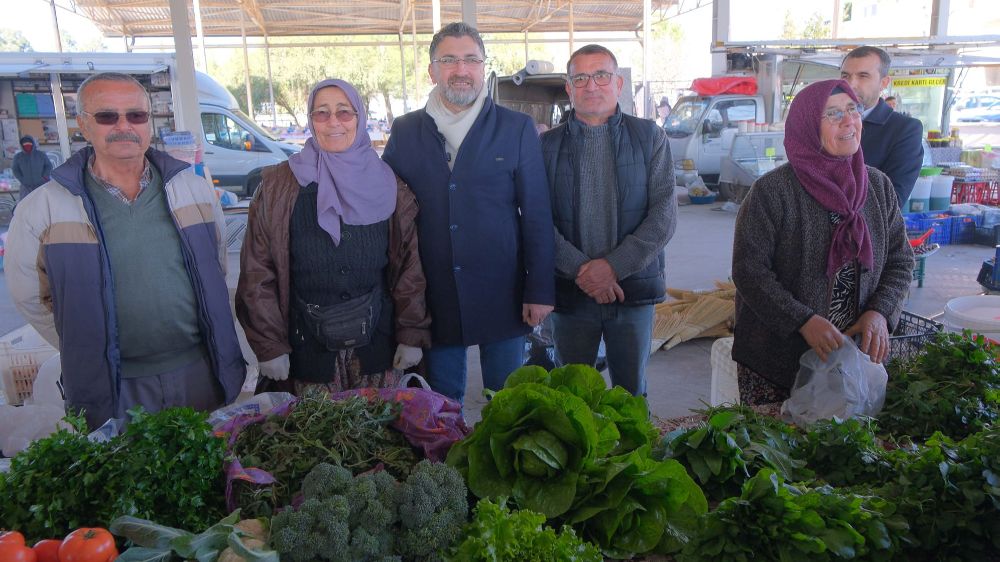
[840,46,924,204]
[382,22,555,403]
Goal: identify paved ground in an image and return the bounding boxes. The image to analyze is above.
[1,201,994,423]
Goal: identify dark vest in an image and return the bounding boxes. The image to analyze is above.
[288,183,394,380]
[541,110,665,310]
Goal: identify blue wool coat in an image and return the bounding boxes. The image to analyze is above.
[382,97,555,346]
[860,98,924,204]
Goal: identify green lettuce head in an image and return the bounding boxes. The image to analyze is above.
[446,382,600,518]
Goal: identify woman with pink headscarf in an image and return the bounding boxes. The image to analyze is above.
[236,78,431,395]
[731,79,913,405]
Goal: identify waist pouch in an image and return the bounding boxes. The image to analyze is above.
[295,286,383,350]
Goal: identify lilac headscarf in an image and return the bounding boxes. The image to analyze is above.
[784,79,873,277]
[288,79,396,245]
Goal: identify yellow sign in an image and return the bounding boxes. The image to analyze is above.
[893,77,947,88]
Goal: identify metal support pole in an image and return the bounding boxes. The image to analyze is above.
[462,0,477,27]
[432,0,441,33]
[398,32,409,112]
[568,1,575,56]
[642,0,651,118]
[166,0,205,141]
[193,0,209,71]
[711,0,731,75]
[265,34,276,127]
[412,16,420,103]
[240,10,254,119]
[930,0,950,38]
[49,0,63,52]
[51,73,70,160]
[524,32,529,65]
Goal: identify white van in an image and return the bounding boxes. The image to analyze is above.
[196,72,301,197]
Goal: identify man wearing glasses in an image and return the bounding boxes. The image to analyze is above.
[539,45,676,397]
[7,72,245,430]
[382,22,555,404]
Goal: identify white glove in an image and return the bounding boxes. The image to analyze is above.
[259,354,290,381]
[393,344,423,370]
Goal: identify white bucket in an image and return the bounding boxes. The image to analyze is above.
[930,175,955,211]
[943,295,1000,334]
[909,176,933,213]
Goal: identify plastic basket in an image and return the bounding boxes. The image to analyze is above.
[904,212,952,245]
[0,341,58,406]
[950,215,979,245]
[887,311,943,363]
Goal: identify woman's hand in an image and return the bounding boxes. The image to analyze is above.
[393,344,423,370]
[799,315,844,362]
[844,310,890,364]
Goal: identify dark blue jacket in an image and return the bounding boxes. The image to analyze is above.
[541,110,666,310]
[860,98,924,204]
[12,135,53,197]
[382,97,555,346]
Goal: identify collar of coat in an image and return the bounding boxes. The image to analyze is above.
[51,146,191,197]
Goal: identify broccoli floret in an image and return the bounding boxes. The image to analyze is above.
[302,462,354,500]
[270,496,351,562]
[396,460,470,560]
[348,470,400,532]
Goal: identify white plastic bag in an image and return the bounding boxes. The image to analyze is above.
[781,336,888,425]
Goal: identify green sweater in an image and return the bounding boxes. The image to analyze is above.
[86,163,205,378]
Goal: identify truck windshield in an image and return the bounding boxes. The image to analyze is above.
[231,108,280,142]
[663,98,708,138]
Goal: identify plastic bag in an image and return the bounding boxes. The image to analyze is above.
[781,336,888,425]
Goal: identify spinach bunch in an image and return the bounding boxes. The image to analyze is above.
[875,428,1000,560]
[656,407,809,500]
[680,469,907,562]
[881,331,1000,440]
[0,408,227,542]
[796,417,893,487]
[231,393,420,516]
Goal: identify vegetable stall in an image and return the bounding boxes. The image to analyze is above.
[1,331,999,561]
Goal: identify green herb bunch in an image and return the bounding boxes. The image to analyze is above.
[446,498,603,562]
[0,407,227,542]
[231,392,420,516]
[881,331,1000,440]
[679,469,908,562]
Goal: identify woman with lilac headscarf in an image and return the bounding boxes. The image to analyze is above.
[236,79,431,394]
[730,79,913,405]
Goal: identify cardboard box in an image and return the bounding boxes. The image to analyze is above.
[17,119,44,141]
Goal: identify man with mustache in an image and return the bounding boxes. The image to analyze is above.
[6,72,245,430]
[382,22,555,403]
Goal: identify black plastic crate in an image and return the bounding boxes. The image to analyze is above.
[887,311,943,363]
[974,224,1000,247]
[951,215,978,245]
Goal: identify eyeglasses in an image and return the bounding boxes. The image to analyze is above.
[81,111,150,125]
[823,105,861,124]
[432,56,485,68]
[569,71,615,88]
[310,109,358,124]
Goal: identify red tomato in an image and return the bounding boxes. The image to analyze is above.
[58,528,118,562]
[0,530,27,545]
[0,541,38,562]
[32,539,62,562]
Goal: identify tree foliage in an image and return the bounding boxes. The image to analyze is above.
[0,28,33,52]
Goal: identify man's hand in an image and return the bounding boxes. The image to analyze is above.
[576,259,623,304]
[844,310,890,364]
[523,303,554,327]
[799,315,844,362]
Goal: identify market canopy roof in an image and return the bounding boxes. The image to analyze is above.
[75,0,679,38]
